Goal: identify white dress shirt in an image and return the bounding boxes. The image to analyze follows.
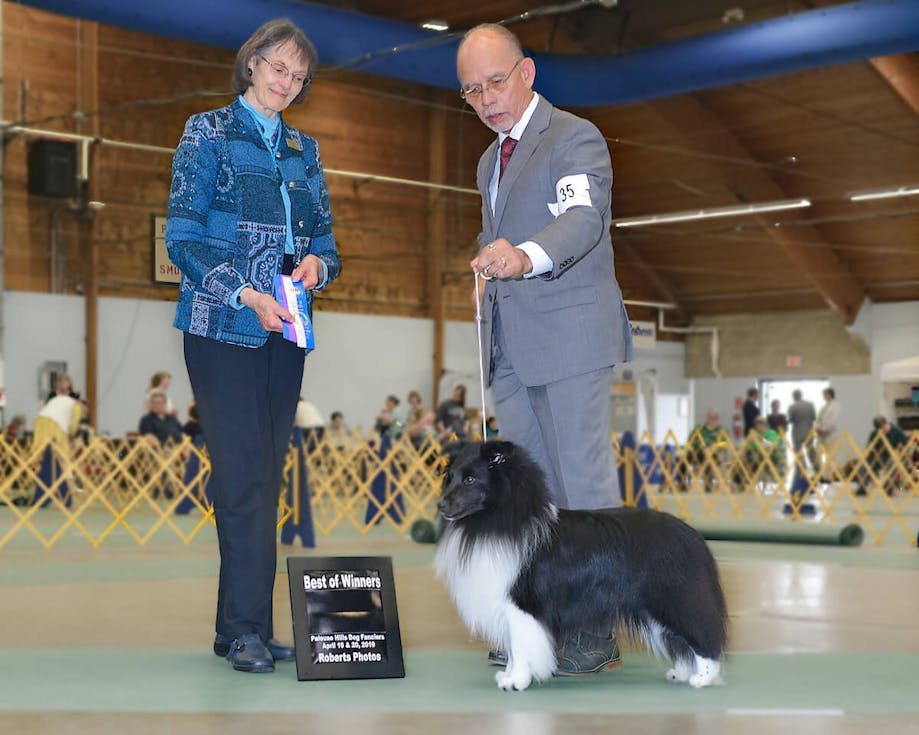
[488,92,552,279]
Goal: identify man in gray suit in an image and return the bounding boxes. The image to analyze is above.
[788,389,817,469]
[458,24,633,674]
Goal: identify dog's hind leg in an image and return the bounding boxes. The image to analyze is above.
[689,654,722,688]
[494,604,555,692]
[665,658,694,683]
[645,618,722,687]
[644,620,696,685]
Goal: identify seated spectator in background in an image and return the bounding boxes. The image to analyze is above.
[404,392,436,449]
[47,373,80,403]
[139,391,183,447]
[485,415,500,440]
[145,371,176,416]
[327,411,352,451]
[742,416,786,484]
[183,401,203,440]
[375,395,403,439]
[767,400,788,432]
[6,414,28,440]
[436,384,467,441]
[466,407,483,440]
[859,415,910,496]
[679,410,728,492]
[328,411,347,435]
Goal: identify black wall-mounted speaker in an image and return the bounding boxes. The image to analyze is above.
[27,139,78,199]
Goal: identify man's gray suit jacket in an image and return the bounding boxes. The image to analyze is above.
[477,95,633,387]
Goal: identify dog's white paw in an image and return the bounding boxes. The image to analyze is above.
[666,659,692,683]
[688,656,721,688]
[495,668,532,691]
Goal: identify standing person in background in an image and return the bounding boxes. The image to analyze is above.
[742,387,760,439]
[436,384,468,441]
[166,18,341,674]
[816,387,842,479]
[459,23,632,674]
[32,395,85,507]
[767,399,787,433]
[47,373,79,403]
[788,389,817,470]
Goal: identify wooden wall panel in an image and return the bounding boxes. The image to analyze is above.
[1,4,491,322]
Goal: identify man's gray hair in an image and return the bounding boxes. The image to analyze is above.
[458,23,524,60]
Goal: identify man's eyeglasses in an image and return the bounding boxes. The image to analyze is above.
[460,58,523,103]
[259,55,311,87]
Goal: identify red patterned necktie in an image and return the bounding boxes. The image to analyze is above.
[499,136,518,181]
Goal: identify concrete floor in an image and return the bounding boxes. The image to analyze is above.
[1,523,918,734]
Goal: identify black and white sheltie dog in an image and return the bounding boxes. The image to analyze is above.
[434,441,727,692]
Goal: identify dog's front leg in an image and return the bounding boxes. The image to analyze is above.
[494,655,530,692]
[494,605,555,692]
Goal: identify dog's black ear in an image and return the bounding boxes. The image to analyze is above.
[441,441,467,466]
[481,440,514,467]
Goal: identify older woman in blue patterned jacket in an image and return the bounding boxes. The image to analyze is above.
[166,18,340,675]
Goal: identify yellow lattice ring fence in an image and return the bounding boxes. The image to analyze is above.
[1,428,916,549]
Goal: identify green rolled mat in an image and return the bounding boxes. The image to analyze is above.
[410,518,441,544]
[691,519,864,547]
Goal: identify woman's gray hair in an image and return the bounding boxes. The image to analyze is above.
[231,18,318,105]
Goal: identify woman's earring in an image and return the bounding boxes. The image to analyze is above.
[247,67,253,77]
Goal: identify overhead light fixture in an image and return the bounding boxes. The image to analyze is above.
[421,20,449,32]
[847,184,919,202]
[613,198,811,228]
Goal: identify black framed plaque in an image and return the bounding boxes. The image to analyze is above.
[287,556,405,681]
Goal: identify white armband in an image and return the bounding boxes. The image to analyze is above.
[547,174,592,217]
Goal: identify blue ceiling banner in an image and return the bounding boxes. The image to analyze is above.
[16,0,919,106]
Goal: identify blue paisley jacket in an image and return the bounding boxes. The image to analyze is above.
[166,98,341,349]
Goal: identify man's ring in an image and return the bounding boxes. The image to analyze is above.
[483,265,490,275]
[487,242,496,250]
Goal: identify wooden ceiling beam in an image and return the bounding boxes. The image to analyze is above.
[870,53,919,116]
[649,95,865,324]
[616,238,692,324]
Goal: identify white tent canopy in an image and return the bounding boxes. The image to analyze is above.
[880,355,919,383]
[880,356,919,424]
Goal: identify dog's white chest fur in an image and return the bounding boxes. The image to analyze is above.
[434,527,523,646]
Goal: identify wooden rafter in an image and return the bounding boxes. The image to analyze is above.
[870,53,919,116]
[651,95,865,324]
[615,239,691,324]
